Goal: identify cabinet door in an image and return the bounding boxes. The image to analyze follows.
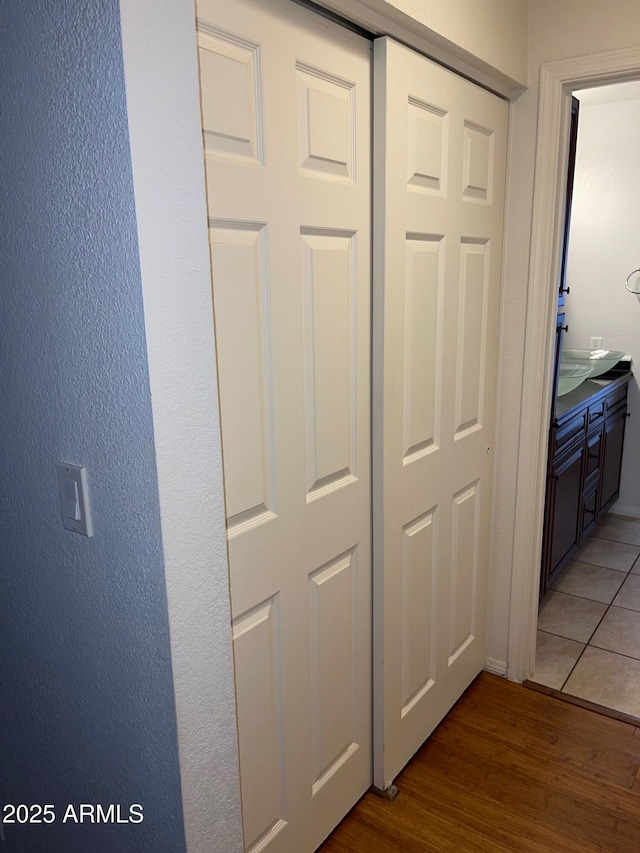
[581,487,599,538]
[584,426,603,485]
[545,441,585,590]
[580,426,603,540]
[600,407,627,512]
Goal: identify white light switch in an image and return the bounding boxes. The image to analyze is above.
[56,463,93,536]
[64,478,80,520]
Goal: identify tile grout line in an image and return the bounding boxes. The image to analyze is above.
[586,644,640,665]
[547,586,625,606]
[560,568,630,691]
[559,639,589,691]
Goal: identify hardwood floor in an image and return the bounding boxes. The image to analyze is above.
[319,673,640,852]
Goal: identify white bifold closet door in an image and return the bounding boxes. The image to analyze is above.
[372,37,508,791]
[195,0,373,850]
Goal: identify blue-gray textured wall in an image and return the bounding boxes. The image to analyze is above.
[0,0,187,850]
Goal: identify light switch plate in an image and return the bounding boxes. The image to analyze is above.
[56,463,93,536]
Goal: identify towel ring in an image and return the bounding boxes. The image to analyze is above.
[625,268,640,294]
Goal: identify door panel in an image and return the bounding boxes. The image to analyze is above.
[402,235,442,459]
[301,230,357,496]
[449,480,482,665]
[209,223,275,532]
[196,1,372,850]
[456,240,488,435]
[233,598,285,849]
[401,509,437,713]
[373,37,508,789]
[309,548,359,791]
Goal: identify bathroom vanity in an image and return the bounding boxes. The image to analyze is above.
[540,372,631,598]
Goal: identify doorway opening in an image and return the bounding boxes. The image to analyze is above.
[529,80,640,718]
[508,48,640,701]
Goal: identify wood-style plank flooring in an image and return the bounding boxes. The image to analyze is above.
[319,673,640,852]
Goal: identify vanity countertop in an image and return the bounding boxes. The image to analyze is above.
[556,371,632,419]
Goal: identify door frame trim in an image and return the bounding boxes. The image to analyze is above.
[507,46,640,682]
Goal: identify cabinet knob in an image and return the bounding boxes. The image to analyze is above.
[560,324,569,332]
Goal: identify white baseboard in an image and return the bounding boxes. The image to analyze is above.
[608,503,640,520]
[484,657,507,677]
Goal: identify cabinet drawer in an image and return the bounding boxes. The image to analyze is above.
[605,383,628,413]
[552,411,587,455]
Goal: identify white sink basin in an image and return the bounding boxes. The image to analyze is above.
[562,348,625,378]
[558,363,594,396]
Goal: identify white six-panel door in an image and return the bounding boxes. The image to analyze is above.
[372,37,508,790]
[195,1,372,850]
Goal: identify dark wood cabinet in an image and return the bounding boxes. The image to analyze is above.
[546,441,585,575]
[540,376,630,598]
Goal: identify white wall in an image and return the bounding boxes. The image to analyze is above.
[564,91,640,516]
[529,0,640,85]
[392,0,528,83]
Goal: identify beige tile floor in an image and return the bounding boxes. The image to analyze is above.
[531,515,640,717]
